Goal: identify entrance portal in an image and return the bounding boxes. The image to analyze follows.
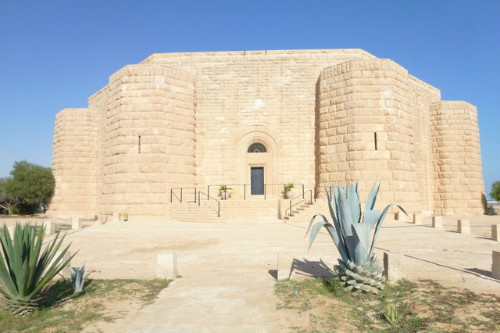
[251,167,264,195]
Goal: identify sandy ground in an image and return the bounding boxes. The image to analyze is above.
[1,214,499,332]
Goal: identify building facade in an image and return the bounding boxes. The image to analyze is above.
[48,49,485,221]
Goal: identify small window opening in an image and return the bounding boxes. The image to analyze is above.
[138,136,141,154]
[374,132,378,151]
[247,142,267,153]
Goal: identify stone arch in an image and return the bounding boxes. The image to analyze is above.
[234,126,281,197]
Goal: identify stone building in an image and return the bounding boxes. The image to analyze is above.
[48,49,485,221]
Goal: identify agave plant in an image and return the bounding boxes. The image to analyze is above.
[68,262,89,294]
[0,223,74,316]
[307,181,406,294]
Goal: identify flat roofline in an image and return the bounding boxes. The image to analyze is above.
[140,48,375,63]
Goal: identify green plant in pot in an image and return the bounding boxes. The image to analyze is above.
[219,185,232,200]
[306,181,406,294]
[284,183,294,199]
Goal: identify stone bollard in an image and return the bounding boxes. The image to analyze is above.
[412,213,421,225]
[112,212,119,222]
[277,253,295,281]
[492,251,500,280]
[492,224,500,242]
[457,219,470,234]
[72,217,81,230]
[383,251,405,281]
[394,211,400,221]
[43,221,55,235]
[156,253,178,279]
[432,216,443,229]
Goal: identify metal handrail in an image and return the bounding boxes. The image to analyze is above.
[197,190,221,217]
[285,189,314,218]
[207,183,305,200]
[170,187,197,203]
[208,184,249,200]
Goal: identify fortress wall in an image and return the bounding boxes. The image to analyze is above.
[49,108,97,218]
[100,65,196,220]
[89,86,109,220]
[430,101,485,215]
[318,59,420,212]
[142,50,375,192]
[407,76,441,213]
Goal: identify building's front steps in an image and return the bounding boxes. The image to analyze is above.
[169,198,331,223]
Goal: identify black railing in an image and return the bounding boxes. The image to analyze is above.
[197,191,220,217]
[170,187,197,203]
[285,190,314,218]
[207,183,305,200]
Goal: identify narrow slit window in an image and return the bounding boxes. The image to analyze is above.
[138,136,141,154]
[374,132,378,151]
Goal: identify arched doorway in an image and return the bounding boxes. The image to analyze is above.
[234,127,281,198]
[247,143,267,195]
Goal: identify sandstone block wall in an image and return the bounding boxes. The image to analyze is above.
[142,50,375,191]
[49,108,97,218]
[98,65,196,220]
[430,101,485,215]
[318,59,437,212]
[49,49,486,219]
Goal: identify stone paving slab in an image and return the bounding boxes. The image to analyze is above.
[63,217,500,332]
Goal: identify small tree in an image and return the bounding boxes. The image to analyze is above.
[491,181,500,201]
[3,161,55,215]
[0,178,18,214]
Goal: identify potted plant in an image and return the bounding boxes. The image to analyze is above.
[219,185,232,200]
[284,183,294,199]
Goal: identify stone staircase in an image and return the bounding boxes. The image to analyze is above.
[283,199,329,223]
[169,202,222,222]
[169,199,279,223]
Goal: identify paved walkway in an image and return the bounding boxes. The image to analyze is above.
[58,216,499,332]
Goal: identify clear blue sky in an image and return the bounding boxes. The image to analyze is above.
[0,0,499,198]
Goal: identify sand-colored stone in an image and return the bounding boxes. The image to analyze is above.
[432,216,443,229]
[43,221,55,235]
[383,251,405,281]
[48,49,485,220]
[277,253,296,281]
[492,224,500,241]
[72,217,81,230]
[457,219,470,234]
[412,213,421,225]
[156,253,178,279]
[492,251,500,280]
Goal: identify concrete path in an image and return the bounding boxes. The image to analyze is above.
[56,215,499,332]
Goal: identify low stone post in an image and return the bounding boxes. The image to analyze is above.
[492,251,500,280]
[432,216,443,229]
[383,251,404,281]
[277,253,295,281]
[412,213,421,225]
[492,224,500,242]
[43,221,55,235]
[457,219,470,234]
[112,212,119,222]
[156,253,178,279]
[394,211,401,221]
[72,217,81,230]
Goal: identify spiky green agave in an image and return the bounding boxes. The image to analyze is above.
[0,223,74,316]
[307,181,406,292]
[69,263,89,294]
